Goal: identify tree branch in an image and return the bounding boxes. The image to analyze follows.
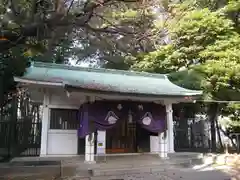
[0,0,139,52]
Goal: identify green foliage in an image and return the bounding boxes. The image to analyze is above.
[131,8,236,72]
[129,0,240,132]
[130,45,176,73]
[223,0,240,12]
[168,69,203,90]
[222,103,240,133]
[195,33,240,100]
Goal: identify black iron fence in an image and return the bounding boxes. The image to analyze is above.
[0,92,42,162]
[174,117,240,154]
[0,118,42,161]
[174,117,212,153]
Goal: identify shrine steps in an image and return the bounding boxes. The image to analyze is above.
[74,153,204,179]
[2,153,204,179]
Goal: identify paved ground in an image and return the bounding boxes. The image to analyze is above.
[0,164,236,180]
[63,168,234,180]
[2,154,238,180]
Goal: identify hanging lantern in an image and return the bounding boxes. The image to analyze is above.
[128,110,133,123]
[138,104,143,110]
[117,104,122,110]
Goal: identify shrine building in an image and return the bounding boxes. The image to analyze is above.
[14,62,202,163]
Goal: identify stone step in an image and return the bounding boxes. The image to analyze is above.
[0,173,61,180]
[90,172,173,180]
[168,152,203,159]
[169,157,203,167]
[87,159,203,177]
[0,163,61,179]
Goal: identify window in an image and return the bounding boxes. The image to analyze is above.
[50,109,79,130]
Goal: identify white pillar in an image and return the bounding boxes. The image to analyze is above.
[90,133,95,162]
[40,90,50,156]
[158,132,167,158]
[166,103,174,153]
[85,133,96,163]
[85,135,90,162]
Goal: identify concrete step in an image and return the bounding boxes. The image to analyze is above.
[168,152,203,159]
[169,157,203,167]
[0,162,62,179]
[83,156,203,177]
[90,172,173,180]
[168,152,204,167]
[86,159,203,177]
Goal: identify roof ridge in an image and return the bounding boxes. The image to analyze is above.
[32,62,167,79]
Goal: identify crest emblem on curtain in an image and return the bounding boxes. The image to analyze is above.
[105,111,119,124]
[141,112,153,125]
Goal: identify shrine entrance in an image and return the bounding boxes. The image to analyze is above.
[106,117,151,154]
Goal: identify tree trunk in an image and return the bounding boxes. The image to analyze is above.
[215,116,224,151]
[208,103,219,152]
[219,127,237,149]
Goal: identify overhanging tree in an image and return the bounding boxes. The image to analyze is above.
[0,0,163,63]
[128,0,240,151]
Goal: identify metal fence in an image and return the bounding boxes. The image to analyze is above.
[174,117,212,153]
[0,119,42,161]
[0,93,42,162]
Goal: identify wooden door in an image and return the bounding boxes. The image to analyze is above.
[106,118,137,153]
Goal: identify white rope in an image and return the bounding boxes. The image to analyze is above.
[195,100,240,103]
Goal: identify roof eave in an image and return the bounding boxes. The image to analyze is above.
[65,84,202,100]
[14,77,64,87]
[14,77,202,101]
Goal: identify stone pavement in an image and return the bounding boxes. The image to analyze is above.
[1,154,237,180]
[64,168,233,180]
[0,164,234,180]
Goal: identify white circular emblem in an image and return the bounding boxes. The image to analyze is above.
[108,116,118,124]
[142,116,151,125]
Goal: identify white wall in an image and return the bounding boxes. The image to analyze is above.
[45,89,85,156]
[47,130,78,155]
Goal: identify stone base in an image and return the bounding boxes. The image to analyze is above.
[159,156,169,160]
[84,160,96,164]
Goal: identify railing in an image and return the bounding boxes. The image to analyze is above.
[0,92,42,162]
[0,119,42,161]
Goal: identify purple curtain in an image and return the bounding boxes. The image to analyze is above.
[77,101,167,138]
[133,103,167,133]
[77,103,89,137]
[77,101,122,138]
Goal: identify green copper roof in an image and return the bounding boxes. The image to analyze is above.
[16,62,202,97]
